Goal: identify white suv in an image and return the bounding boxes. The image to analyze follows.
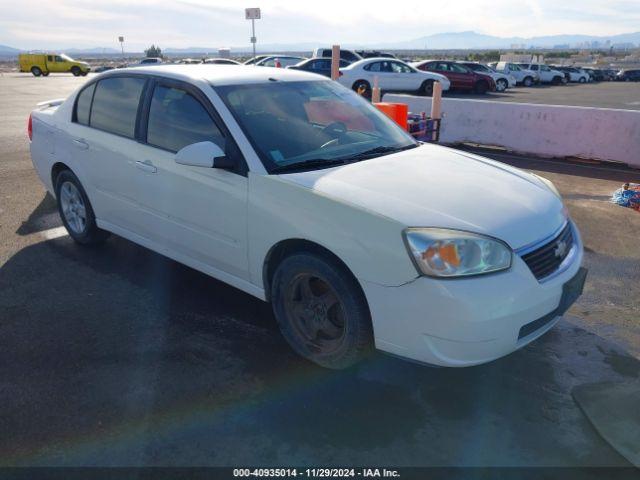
[28,65,585,369]
[519,63,566,85]
[491,62,539,87]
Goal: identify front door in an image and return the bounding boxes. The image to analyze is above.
[133,80,249,280]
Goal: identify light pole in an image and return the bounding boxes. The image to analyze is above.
[245,8,261,58]
[118,36,125,60]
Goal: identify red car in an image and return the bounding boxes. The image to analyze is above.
[412,60,496,94]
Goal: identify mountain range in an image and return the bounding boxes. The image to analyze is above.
[1,31,638,56]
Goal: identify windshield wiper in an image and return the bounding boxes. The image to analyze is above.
[337,143,418,162]
[270,158,347,174]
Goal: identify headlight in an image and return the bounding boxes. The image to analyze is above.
[531,173,561,198]
[403,228,512,278]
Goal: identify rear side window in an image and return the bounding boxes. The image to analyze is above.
[75,83,96,126]
[90,76,146,138]
[146,85,224,153]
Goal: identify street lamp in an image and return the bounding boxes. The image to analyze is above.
[118,36,125,60]
[245,8,260,59]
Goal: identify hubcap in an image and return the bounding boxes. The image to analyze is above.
[60,181,87,234]
[285,273,346,355]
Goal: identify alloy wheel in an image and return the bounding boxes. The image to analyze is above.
[284,273,346,356]
[59,181,87,234]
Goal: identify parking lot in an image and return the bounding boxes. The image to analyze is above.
[448,81,640,110]
[1,72,639,468]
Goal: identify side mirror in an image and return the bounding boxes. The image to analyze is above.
[175,141,233,169]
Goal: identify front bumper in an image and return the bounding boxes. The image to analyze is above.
[361,228,585,367]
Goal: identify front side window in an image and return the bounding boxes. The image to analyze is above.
[75,83,96,126]
[450,63,469,73]
[55,56,63,62]
[216,80,417,173]
[147,85,224,153]
[390,62,412,73]
[90,76,146,138]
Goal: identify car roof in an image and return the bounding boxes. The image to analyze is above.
[100,64,323,86]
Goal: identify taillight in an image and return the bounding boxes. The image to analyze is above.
[27,113,33,141]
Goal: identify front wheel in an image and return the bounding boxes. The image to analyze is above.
[271,252,373,369]
[71,66,81,77]
[420,80,434,96]
[55,170,110,245]
[474,80,489,94]
[522,76,533,87]
[80,71,88,76]
[495,78,507,92]
[42,71,50,77]
[579,77,586,83]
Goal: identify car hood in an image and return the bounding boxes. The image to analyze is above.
[278,144,566,250]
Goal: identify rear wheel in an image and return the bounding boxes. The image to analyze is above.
[71,66,81,77]
[495,78,507,92]
[271,252,373,369]
[352,80,371,99]
[55,170,110,245]
[523,76,533,87]
[31,66,42,77]
[474,80,489,94]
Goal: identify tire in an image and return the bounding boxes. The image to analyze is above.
[71,66,81,77]
[474,80,489,94]
[42,71,50,77]
[271,252,373,369]
[495,78,507,92]
[80,71,88,76]
[352,80,371,99]
[55,169,110,245]
[552,76,563,85]
[31,66,42,77]
[420,80,434,97]
[523,76,533,87]
[579,77,586,83]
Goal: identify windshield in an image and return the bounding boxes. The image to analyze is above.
[60,53,74,61]
[215,80,417,173]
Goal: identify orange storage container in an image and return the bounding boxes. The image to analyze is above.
[373,102,409,131]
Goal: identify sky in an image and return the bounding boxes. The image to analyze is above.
[0,0,638,50]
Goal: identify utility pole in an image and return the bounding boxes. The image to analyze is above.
[245,8,261,58]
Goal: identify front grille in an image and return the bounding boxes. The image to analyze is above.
[521,223,574,280]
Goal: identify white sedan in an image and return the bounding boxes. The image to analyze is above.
[338,57,450,96]
[28,65,585,369]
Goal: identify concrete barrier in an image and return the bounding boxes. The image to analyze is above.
[384,94,640,168]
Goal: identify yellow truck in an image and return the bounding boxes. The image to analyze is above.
[19,53,90,77]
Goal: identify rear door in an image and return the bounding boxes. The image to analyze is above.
[67,75,148,230]
[133,78,250,279]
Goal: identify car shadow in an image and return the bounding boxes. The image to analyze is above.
[1,220,638,466]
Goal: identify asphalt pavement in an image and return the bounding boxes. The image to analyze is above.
[0,72,639,468]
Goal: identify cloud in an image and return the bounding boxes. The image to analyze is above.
[0,0,637,50]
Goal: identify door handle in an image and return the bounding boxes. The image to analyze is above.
[73,138,89,150]
[136,160,157,173]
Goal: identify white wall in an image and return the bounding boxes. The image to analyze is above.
[384,94,640,168]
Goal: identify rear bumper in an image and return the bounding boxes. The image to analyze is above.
[362,228,585,367]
